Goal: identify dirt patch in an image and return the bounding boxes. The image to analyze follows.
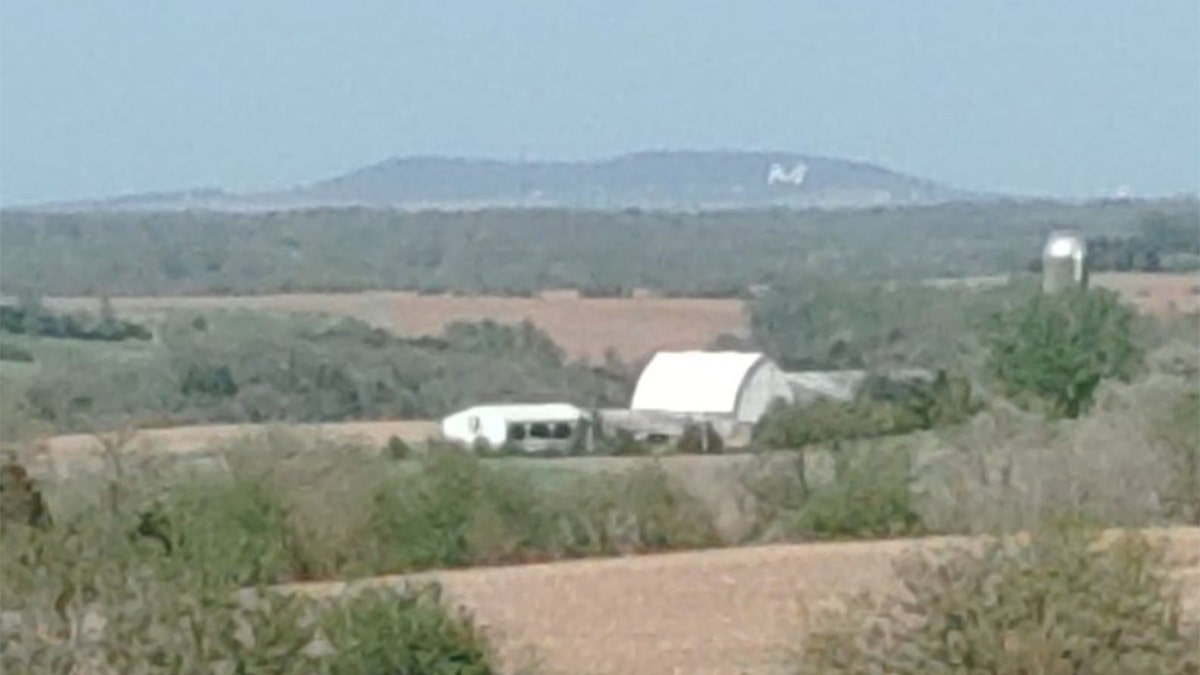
[1090,272,1200,316]
[26,420,440,478]
[42,274,1193,364]
[291,527,1200,675]
[44,292,747,362]
[929,272,1200,316]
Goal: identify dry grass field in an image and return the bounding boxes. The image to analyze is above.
[44,290,747,362]
[25,420,440,478]
[292,528,1200,675]
[1091,271,1200,316]
[42,272,1195,363]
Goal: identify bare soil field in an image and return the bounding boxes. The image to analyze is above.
[927,272,1200,315]
[1091,271,1200,316]
[42,272,1194,363]
[26,420,440,478]
[44,291,747,362]
[292,527,1200,675]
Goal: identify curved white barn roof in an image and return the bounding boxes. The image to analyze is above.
[630,351,767,415]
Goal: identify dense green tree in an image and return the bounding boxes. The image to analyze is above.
[986,289,1141,417]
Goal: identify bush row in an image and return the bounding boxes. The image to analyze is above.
[3,200,1194,297]
[797,520,1197,674]
[13,312,630,435]
[2,524,496,674]
[0,300,152,342]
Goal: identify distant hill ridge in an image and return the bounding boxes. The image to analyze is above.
[26,150,983,212]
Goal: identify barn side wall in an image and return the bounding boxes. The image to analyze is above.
[734,360,795,423]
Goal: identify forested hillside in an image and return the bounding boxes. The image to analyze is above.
[2,199,1195,297]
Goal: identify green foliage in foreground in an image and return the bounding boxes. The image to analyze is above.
[3,370,1197,672]
[789,447,923,539]
[798,521,1197,674]
[1155,391,1200,524]
[16,433,719,584]
[986,288,1142,418]
[1,490,496,673]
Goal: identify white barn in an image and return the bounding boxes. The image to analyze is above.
[441,403,587,452]
[630,351,794,424]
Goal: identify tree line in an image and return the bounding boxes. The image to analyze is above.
[4,312,630,436]
[2,199,1195,298]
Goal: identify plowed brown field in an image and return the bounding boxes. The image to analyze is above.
[28,420,439,478]
[290,528,1200,675]
[44,291,747,362]
[1091,271,1200,316]
[24,423,1200,674]
[43,272,1195,363]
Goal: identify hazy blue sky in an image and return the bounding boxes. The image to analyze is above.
[2,0,1197,204]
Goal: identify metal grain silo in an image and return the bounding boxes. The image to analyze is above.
[1042,231,1088,293]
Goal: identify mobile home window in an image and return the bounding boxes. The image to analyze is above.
[508,423,527,440]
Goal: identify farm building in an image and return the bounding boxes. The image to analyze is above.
[630,351,794,422]
[597,408,742,446]
[785,368,936,405]
[441,403,588,452]
[613,351,793,444]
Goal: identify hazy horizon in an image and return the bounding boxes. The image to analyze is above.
[2,0,1197,205]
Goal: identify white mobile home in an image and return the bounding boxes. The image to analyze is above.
[441,403,587,452]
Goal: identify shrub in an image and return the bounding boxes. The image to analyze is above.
[540,464,718,556]
[603,428,652,456]
[365,449,718,568]
[753,371,978,453]
[383,434,412,460]
[1154,390,1200,524]
[1,521,496,674]
[986,288,1141,418]
[167,473,300,585]
[775,445,922,540]
[797,520,1198,674]
[0,303,151,342]
[753,397,925,450]
[0,461,53,532]
[0,342,34,363]
[0,442,499,673]
[317,585,495,675]
[366,448,536,570]
[733,441,928,543]
[675,422,724,454]
[0,432,736,673]
[915,375,1199,535]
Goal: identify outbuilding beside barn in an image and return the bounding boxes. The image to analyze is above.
[441,403,588,452]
